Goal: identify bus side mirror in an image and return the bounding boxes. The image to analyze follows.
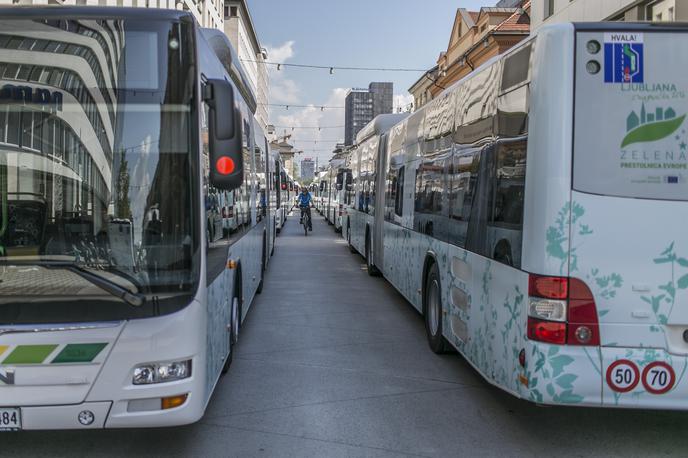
[335,173,343,190]
[205,79,243,190]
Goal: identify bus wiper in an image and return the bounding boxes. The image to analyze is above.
[58,264,146,307]
[5,261,147,307]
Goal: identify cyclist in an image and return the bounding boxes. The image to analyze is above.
[297,187,313,231]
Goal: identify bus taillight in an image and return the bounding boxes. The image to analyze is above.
[527,275,600,346]
[567,278,600,346]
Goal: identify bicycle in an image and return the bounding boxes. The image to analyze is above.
[299,205,311,236]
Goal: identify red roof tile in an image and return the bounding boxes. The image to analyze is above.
[494,2,530,33]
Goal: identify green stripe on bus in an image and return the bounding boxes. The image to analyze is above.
[2,345,58,365]
[51,343,107,364]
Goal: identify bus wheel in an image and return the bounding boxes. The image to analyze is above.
[257,235,266,294]
[365,234,380,277]
[222,296,240,375]
[424,263,448,354]
[347,223,356,253]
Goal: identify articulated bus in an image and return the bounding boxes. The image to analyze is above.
[344,113,409,272]
[346,23,688,409]
[0,7,274,429]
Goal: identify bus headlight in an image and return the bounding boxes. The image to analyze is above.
[133,360,191,385]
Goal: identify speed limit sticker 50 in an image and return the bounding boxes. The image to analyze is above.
[606,359,640,393]
[641,362,676,395]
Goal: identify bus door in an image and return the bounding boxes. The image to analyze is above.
[373,133,389,269]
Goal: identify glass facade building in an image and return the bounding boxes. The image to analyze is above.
[344,82,393,146]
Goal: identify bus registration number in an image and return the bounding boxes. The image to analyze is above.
[0,408,21,430]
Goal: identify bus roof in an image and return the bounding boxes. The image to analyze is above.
[202,28,257,113]
[572,21,688,32]
[0,6,191,21]
[356,113,411,145]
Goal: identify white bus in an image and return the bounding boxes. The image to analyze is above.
[343,113,409,274]
[0,7,275,429]
[348,23,688,409]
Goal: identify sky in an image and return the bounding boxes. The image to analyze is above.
[246,0,496,166]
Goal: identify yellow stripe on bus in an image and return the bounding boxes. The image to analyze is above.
[0,346,8,358]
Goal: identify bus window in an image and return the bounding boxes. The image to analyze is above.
[488,140,527,267]
[414,157,447,238]
[394,166,405,218]
[448,149,480,248]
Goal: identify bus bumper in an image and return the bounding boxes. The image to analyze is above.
[600,347,688,410]
[523,342,602,406]
[19,390,203,429]
[21,402,112,430]
[524,342,688,410]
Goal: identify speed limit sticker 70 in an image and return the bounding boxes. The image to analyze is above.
[606,359,640,393]
[642,362,676,395]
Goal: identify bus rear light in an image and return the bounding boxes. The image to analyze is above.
[527,317,567,344]
[528,298,567,322]
[527,275,600,346]
[529,275,568,299]
[567,278,600,345]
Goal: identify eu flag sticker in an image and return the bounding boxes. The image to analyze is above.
[604,33,644,83]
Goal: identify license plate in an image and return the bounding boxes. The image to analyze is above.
[0,408,21,430]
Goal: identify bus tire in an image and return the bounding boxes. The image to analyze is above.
[257,234,266,294]
[365,231,380,277]
[347,221,356,253]
[424,262,448,354]
[222,290,240,375]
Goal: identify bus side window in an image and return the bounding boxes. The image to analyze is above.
[449,150,479,248]
[395,166,404,218]
[489,140,527,267]
[465,143,496,258]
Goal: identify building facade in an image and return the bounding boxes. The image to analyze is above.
[344,82,393,146]
[223,0,269,132]
[408,65,439,111]
[1,0,224,29]
[300,158,314,180]
[531,0,685,30]
[270,137,298,178]
[409,4,530,108]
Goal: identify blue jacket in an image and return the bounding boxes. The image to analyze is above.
[297,192,312,207]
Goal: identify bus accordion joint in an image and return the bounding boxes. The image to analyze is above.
[227,260,238,270]
[527,274,600,346]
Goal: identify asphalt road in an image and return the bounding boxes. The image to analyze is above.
[3,213,688,457]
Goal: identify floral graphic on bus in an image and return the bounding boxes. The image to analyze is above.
[621,103,685,148]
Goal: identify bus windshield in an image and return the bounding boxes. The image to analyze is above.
[0,17,199,323]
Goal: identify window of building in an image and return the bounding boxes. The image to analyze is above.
[545,0,555,18]
[230,6,238,17]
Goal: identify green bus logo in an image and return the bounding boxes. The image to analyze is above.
[622,103,686,148]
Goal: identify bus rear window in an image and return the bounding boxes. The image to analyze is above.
[573,31,688,201]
